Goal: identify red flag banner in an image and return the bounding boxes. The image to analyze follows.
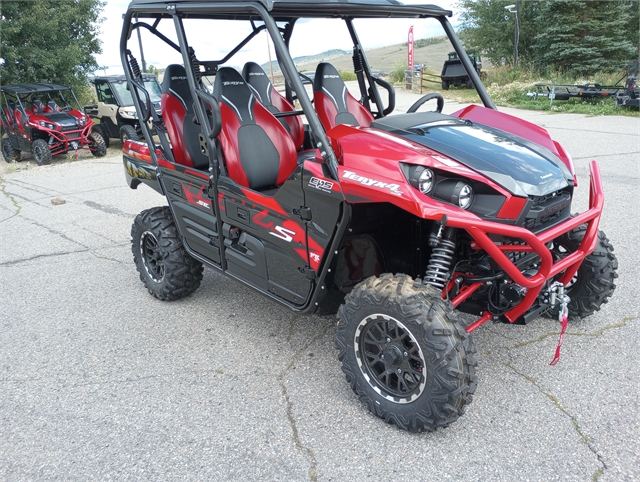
[408,26,414,71]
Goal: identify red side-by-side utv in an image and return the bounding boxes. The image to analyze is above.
[118,0,617,432]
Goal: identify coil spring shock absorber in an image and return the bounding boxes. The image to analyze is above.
[424,220,457,289]
[127,50,142,79]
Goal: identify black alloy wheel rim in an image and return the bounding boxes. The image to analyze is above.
[140,231,164,282]
[354,314,426,404]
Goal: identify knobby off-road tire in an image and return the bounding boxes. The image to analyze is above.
[92,125,110,149]
[2,138,21,163]
[131,206,204,301]
[89,130,107,157]
[120,124,139,143]
[549,226,618,318]
[31,139,52,165]
[335,273,478,433]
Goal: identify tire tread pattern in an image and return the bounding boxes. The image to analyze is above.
[335,273,477,433]
[131,206,204,301]
[564,226,618,318]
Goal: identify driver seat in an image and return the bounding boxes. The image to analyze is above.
[313,62,374,132]
[31,98,46,113]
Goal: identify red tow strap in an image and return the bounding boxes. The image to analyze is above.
[549,313,568,366]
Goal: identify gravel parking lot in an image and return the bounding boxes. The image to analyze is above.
[1,94,638,481]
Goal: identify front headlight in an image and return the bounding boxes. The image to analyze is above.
[407,166,434,194]
[458,183,474,209]
[123,109,138,118]
[38,121,56,129]
[434,180,475,210]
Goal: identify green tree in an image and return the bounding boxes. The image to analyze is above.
[457,0,539,67]
[0,0,105,91]
[532,0,638,75]
[456,0,639,75]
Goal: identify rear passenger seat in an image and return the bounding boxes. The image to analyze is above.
[241,62,305,151]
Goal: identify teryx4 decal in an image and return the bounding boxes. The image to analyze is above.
[342,170,403,196]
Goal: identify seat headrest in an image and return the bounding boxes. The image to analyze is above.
[214,67,256,126]
[162,64,192,112]
[313,62,346,94]
[242,62,273,107]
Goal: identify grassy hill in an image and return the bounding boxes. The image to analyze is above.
[293,36,455,74]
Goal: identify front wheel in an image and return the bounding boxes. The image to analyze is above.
[31,139,52,165]
[92,125,110,149]
[120,124,139,143]
[89,130,107,157]
[335,274,477,432]
[131,206,204,301]
[549,226,618,318]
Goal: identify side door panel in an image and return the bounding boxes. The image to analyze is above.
[160,166,222,266]
[218,173,311,306]
[301,159,345,273]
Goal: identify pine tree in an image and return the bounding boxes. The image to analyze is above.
[456,0,639,74]
[532,0,638,75]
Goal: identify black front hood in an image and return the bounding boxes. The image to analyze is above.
[46,112,80,129]
[371,113,572,197]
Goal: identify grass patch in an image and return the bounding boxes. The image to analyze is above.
[399,65,639,116]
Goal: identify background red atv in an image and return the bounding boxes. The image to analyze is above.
[1,83,106,165]
[118,0,617,432]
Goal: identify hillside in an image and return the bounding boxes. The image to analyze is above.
[292,36,455,74]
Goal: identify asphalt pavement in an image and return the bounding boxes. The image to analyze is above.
[1,93,639,481]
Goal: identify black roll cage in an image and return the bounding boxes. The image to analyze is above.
[1,86,79,126]
[120,0,494,183]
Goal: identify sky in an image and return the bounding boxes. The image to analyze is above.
[95,0,459,76]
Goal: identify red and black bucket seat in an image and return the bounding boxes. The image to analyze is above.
[313,62,374,131]
[213,67,298,191]
[242,61,304,150]
[161,64,210,169]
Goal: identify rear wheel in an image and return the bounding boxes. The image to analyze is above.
[2,137,21,162]
[89,130,107,157]
[548,226,618,318]
[120,124,139,143]
[31,139,52,165]
[131,206,204,301]
[441,81,449,90]
[335,273,477,432]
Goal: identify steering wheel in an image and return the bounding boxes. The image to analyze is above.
[407,92,444,114]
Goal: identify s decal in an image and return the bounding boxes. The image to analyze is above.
[269,225,297,243]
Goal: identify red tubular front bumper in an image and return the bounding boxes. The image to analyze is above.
[448,161,604,331]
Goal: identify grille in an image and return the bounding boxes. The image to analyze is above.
[522,188,572,232]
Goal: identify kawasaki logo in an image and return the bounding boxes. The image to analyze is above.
[342,170,402,196]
